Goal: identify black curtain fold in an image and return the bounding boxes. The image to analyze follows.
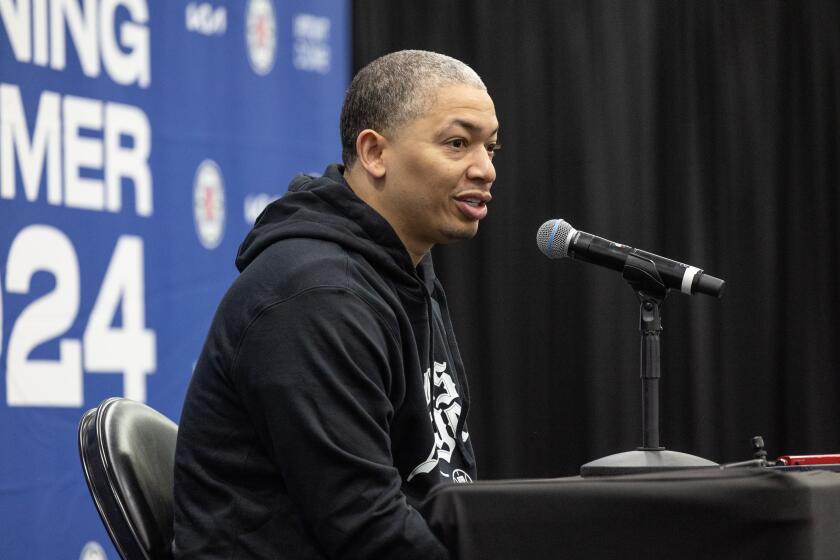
[353,0,840,478]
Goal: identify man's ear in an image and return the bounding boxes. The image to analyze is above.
[355,129,387,179]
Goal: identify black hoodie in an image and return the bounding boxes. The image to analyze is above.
[173,164,476,559]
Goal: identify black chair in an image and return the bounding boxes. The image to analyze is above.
[78,397,178,560]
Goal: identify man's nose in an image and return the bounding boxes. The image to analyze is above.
[467,148,496,184]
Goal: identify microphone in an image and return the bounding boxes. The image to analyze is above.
[536,219,725,298]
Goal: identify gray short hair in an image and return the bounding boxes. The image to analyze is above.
[340,50,486,168]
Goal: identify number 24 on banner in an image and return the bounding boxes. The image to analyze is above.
[1,225,157,407]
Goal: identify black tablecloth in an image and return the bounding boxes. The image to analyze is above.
[422,468,840,560]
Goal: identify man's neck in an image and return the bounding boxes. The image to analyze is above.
[343,167,428,267]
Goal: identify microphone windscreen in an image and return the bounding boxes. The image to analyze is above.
[536,219,574,258]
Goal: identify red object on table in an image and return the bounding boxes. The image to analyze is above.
[777,454,840,465]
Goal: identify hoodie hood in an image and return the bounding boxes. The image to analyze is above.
[236,164,436,293]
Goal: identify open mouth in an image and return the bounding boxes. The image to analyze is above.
[453,194,490,220]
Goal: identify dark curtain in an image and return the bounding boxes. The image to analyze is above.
[352,1,840,478]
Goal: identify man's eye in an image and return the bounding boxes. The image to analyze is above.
[447,138,467,149]
[487,143,502,157]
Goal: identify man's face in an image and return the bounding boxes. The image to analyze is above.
[379,84,499,258]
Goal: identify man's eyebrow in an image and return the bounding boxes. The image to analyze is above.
[439,119,499,136]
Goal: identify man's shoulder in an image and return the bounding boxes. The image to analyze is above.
[228,237,396,316]
[248,237,351,287]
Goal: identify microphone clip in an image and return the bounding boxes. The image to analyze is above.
[623,252,668,302]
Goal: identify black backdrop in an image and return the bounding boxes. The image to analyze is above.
[352,1,840,479]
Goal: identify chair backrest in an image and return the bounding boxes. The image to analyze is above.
[79,397,178,560]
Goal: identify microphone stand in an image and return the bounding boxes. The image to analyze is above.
[580,254,718,477]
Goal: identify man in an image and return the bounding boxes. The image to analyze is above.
[173,50,499,559]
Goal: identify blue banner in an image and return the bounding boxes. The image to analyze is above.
[0,1,349,557]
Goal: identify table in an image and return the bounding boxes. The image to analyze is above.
[422,467,840,560]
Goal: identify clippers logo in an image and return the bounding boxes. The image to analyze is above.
[245,0,277,75]
[193,160,225,249]
[79,541,107,560]
[408,361,468,481]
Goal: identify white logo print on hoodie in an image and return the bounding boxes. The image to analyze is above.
[407,361,470,481]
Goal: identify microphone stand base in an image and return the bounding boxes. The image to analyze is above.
[580,449,718,477]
